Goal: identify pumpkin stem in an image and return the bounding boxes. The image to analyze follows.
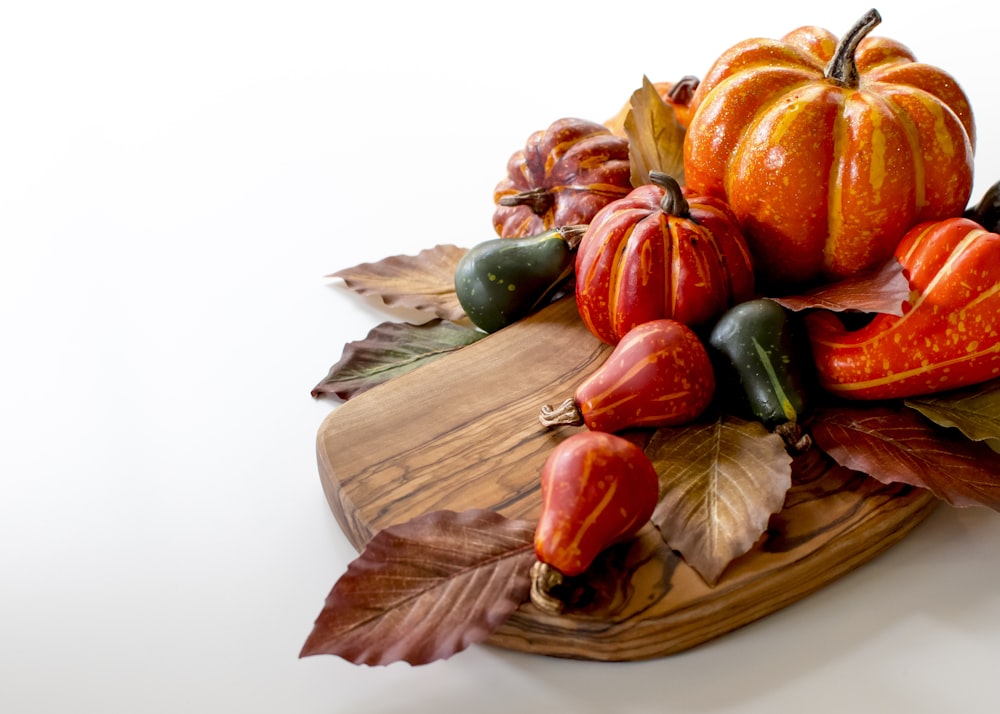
[825,8,881,88]
[538,397,584,428]
[666,75,700,105]
[649,171,689,217]
[498,187,555,217]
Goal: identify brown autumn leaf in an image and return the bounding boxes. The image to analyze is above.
[623,75,686,188]
[300,509,536,667]
[768,258,909,316]
[311,319,485,400]
[331,244,468,322]
[905,377,1000,451]
[645,414,793,585]
[811,405,1000,510]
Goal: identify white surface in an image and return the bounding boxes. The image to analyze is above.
[3,1,1000,712]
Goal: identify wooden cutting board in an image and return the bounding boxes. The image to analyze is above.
[315,296,938,661]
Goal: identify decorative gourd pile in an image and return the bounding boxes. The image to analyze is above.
[457,7,997,610]
[304,8,1000,667]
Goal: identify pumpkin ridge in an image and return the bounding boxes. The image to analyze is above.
[825,91,849,277]
[726,83,835,281]
[875,87,927,220]
[863,64,975,148]
[692,38,825,107]
[607,221,640,340]
[666,213,682,319]
[689,71,817,197]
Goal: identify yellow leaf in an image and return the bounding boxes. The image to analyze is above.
[624,75,686,187]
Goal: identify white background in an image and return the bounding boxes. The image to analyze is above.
[4,1,1000,712]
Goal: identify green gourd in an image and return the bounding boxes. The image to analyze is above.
[454,225,585,333]
[708,298,813,430]
[965,179,1000,233]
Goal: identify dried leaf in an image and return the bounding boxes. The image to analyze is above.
[300,509,536,666]
[905,378,1000,450]
[646,414,793,585]
[811,406,1000,510]
[624,75,686,187]
[331,244,468,322]
[769,258,909,315]
[312,319,485,400]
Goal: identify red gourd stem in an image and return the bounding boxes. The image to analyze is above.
[555,224,588,251]
[826,8,882,88]
[538,398,583,427]
[649,171,689,217]
[529,561,567,615]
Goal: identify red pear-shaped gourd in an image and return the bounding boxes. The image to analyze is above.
[539,318,716,432]
[534,430,659,579]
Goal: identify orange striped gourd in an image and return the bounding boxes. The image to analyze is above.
[805,217,1000,399]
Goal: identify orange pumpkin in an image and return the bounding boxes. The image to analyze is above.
[683,9,976,290]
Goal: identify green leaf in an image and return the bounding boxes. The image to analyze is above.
[623,75,686,187]
[312,319,486,400]
[905,378,1000,450]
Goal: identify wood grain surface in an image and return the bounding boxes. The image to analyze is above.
[315,296,939,661]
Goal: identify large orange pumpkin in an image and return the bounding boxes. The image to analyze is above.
[683,9,976,290]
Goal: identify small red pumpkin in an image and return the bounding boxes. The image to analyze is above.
[575,172,755,345]
[492,117,633,239]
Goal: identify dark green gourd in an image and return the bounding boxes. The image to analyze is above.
[455,226,585,333]
[965,179,1000,233]
[708,298,814,431]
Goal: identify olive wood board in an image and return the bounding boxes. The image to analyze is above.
[315,296,939,662]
